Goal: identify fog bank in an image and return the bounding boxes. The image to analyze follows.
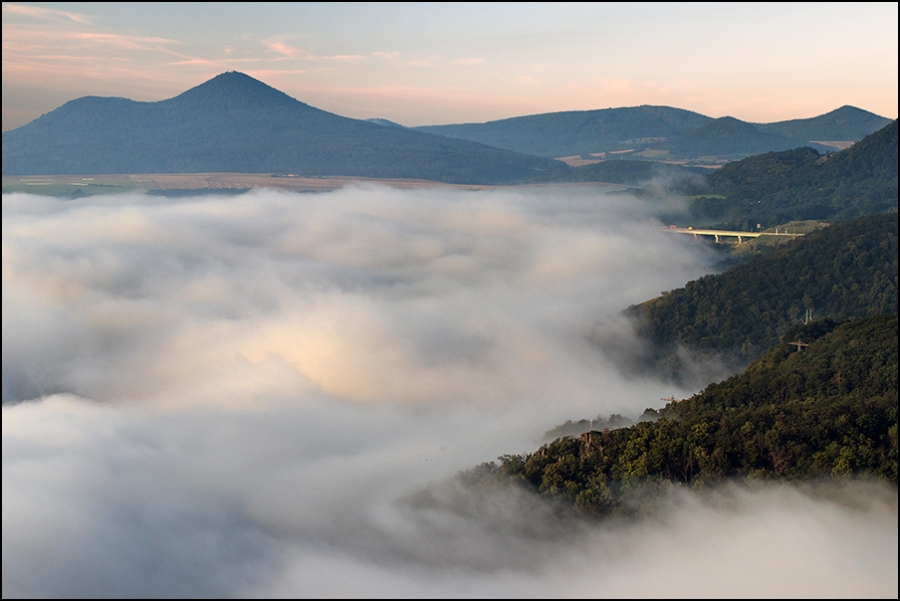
[4,186,895,597]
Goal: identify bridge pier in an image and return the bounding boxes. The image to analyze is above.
[665,227,800,244]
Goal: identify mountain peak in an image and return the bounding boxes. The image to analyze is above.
[826,105,876,117]
[166,71,303,110]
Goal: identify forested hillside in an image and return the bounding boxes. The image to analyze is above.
[608,213,898,380]
[451,113,899,527]
[463,314,898,516]
[681,120,898,229]
[524,159,705,185]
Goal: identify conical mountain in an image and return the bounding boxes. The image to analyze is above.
[2,72,567,183]
[165,71,301,110]
[756,105,891,142]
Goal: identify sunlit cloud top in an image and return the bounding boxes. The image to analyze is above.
[3,186,897,597]
[2,2,898,131]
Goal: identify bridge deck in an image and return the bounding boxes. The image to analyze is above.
[664,228,803,242]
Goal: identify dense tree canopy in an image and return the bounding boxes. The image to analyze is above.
[678,120,898,228]
[464,314,898,516]
[607,213,898,381]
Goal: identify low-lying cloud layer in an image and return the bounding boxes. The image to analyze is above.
[3,186,897,597]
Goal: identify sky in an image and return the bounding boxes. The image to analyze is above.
[2,2,898,131]
[4,185,897,597]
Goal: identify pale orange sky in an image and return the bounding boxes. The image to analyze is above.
[3,2,898,131]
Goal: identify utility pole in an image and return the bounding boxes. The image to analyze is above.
[789,340,809,352]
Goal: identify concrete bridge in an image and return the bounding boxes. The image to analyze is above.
[664,227,803,244]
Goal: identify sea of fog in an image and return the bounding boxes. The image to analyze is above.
[3,185,897,597]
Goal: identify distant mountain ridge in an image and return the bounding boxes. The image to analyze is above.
[1,72,567,184]
[415,104,891,161]
[415,105,711,158]
[4,72,892,183]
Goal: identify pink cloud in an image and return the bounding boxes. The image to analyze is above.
[2,3,92,25]
[262,39,367,63]
[73,32,180,50]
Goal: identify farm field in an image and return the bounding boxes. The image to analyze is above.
[1,173,502,196]
[2,173,630,196]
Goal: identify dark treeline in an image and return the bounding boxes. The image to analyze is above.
[463,314,898,516]
[522,159,706,186]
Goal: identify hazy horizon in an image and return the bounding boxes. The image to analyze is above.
[3,3,897,131]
